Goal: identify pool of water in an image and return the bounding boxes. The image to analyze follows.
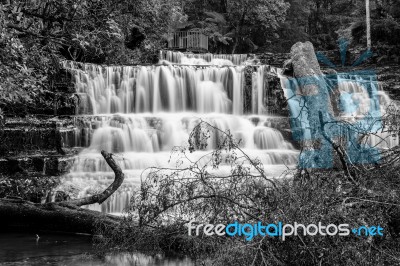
[0,233,193,266]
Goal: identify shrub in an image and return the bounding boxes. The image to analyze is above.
[0,174,60,203]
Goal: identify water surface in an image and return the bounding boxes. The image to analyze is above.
[0,233,192,266]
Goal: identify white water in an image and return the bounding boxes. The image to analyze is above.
[159,50,248,65]
[61,113,298,213]
[252,65,266,114]
[63,61,246,115]
[60,53,298,214]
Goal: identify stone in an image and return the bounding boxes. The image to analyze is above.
[282,59,293,76]
[44,157,74,176]
[0,159,8,174]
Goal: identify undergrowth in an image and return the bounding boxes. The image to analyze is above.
[94,121,400,265]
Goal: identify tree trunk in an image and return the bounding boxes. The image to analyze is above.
[290,41,334,168]
[232,7,247,54]
[366,0,372,48]
[232,37,239,54]
[0,198,121,234]
[0,150,126,234]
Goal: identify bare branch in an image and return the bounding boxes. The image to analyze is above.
[64,150,125,207]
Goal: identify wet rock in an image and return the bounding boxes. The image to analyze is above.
[6,158,28,174]
[249,116,260,126]
[323,68,337,75]
[0,128,56,155]
[257,52,289,66]
[243,65,254,113]
[54,191,71,202]
[282,59,293,76]
[76,93,93,114]
[0,159,8,174]
[44,157,74,176]
[261,73,288,116]
[32,157,45,172]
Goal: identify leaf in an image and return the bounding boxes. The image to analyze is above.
[204,11,226,24]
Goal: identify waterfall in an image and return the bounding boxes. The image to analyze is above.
[63,61,247,115]
[159,50,249,65]
[61,53,399,214]
[252,65,266,114]
[335,73,399,149]
[60,52,299,214]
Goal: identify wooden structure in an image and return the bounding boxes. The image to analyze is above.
[167,31,208,52]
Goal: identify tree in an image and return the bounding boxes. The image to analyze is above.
[178,0,289,53]
[225,0,290,53]
[366,0,371,48]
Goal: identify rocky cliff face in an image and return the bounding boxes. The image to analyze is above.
[375,66,400,101]
[243,65,289,116]
[257,52,289,66]
[0,117,79,178]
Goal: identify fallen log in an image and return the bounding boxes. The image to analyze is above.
[0,150,124,234]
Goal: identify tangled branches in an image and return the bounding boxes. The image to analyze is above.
[130,120,280,227]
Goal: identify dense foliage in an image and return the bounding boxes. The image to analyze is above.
[179,0,400,53]
[0,174,60,203]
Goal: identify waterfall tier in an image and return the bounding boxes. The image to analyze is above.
[61,113,297,213]
[63,61,245,115]
[60,53,298,214]
[159,50,249,65]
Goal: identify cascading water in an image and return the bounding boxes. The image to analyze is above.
[60,53,298,214]
[252,65,266,114]
[159,50,248,65]
[336,74,399,149]
[63,61,245,115]
[60,52,399,214]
